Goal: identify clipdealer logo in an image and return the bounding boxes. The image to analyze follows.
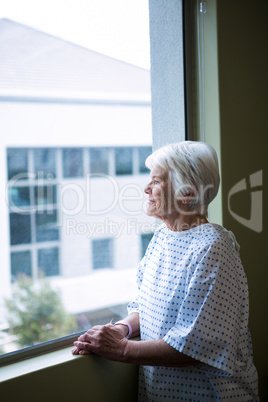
[228,170,263,233]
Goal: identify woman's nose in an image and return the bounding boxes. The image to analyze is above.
[144,182,151,194]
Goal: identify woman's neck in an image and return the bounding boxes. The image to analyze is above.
[164,213,208,232]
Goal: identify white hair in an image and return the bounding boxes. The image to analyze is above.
[145,141,220,214]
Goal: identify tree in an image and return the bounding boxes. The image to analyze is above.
[5,275,77,348]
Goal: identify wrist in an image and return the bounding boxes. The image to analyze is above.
[114,320,132,339]
[114,324,129,337]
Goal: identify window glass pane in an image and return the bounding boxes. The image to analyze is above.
[7,148,28,180]
[92,238,113,269]
[63,149,84,178]
[8,186,30,207]
[34,185,57,206]
[9,213,31,245]
[36,211,59,242]
[1,2,153,355]
[11,251,32,282]
[90,148,109,175]
[38,247,59,276]
[141,232,154,257]
[115,147,133,175]
[33,148,56,178]
[138,146,152,173]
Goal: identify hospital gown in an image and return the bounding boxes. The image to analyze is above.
[128,223,259,401]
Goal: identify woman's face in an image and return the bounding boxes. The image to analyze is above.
[144,166,177,220]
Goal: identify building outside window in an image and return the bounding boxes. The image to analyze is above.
[0,16,154,355]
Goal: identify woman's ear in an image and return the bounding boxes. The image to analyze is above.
[181,192,195,205]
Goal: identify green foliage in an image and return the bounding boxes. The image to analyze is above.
[5,275,77,347]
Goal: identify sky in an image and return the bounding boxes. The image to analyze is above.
[0,0,151,69]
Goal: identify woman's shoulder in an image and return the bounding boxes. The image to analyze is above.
[151,223,240,254]
[188,224,242,261]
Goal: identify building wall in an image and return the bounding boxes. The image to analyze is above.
[0,100,153,336]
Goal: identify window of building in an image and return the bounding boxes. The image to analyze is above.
[138,146,152,173]
[89,148,109,175]
[36,210,59,242]
[7,148,28,180]
[8,186,30,207]
[33,148,56,178]
[34,185,57,207]
[92,238,114,270]
[9,213,31,245]
[63,148,84,178]
[115,147,133,175]
[140,232,154,257]
[11,250,32,282]
[38,247,60,277]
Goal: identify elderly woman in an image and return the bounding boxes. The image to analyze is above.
[72,141,259,401]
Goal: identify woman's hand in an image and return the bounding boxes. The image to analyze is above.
[72,324,128,361]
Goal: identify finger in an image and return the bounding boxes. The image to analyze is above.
[72,347,79,355]
[78,334,87,341]
[78,349,91,355]
[73,341,91,351]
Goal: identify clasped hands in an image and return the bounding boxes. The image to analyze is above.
[72,323,128,362]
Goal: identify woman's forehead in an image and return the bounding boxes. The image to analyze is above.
[150,166,167,179]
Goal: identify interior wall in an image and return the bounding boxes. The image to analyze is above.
[0,352,139,402]
[187,0,267,398]
[216,1,268,398]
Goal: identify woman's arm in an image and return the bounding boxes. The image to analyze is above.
[72,317,199,368]
[72,312,140,355]
[113,312,140,338]
[123,338,199,367]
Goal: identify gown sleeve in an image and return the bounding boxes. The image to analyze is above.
[163,239,248,376]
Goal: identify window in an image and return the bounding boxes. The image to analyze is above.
[138,146,152,173]
[11,250,32,281]
[9,213,31,245]
[140,232,154,257]
[92,238,114,270]
[36,210,59,242]
[115,147,133,175]
[63,149,84,178]
[7,148,28,180]
[0,0,187,359]
[7,149,60,283]
[8,186,30,207]
[89,148,109,175]
[34,185,57,207]
[33,148,56,178]
[38,247,60,277]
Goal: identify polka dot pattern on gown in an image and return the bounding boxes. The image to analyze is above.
[128,223,259,401]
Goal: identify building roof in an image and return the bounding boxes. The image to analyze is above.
[0,19,151,103]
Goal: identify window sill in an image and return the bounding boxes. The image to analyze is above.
[0,345,77,382]
[0,337,139,402]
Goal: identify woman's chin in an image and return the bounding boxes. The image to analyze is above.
[146,207,154,217]
[146,206,159,219]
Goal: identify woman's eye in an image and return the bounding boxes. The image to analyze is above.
[153,180,159,185]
